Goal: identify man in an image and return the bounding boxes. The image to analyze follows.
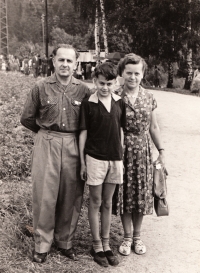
[21,44,91,263]
[32,53,40,78]
[154,65,161,88]
[47,54,54,76]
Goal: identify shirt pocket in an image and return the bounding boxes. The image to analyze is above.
[70,98,81,125]
[40,96,59,122]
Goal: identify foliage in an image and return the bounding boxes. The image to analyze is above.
[0,73,34,180]
[50,27,88,50]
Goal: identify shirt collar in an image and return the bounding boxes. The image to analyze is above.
[46,73,80,85]
[88,91,121,103]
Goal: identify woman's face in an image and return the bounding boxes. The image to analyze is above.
[122,62,144,90]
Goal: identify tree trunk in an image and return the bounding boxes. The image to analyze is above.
[184,48,193,89]
[167,61,173,88]
[184,0,193,90]
[99,0,108,55]
[94,0,100,62]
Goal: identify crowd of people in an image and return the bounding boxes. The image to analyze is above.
[20,43,166,268]
[0,53,54,77]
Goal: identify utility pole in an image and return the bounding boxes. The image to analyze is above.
[0,0,9,56]
[45,0,48,58]
[41,14,45,52]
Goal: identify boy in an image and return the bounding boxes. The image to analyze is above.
[79,62,126,267]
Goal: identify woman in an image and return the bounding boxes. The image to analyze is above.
[191,67,200,96]
[114,53,166,256]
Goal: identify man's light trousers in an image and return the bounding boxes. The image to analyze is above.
[31,129,84,253]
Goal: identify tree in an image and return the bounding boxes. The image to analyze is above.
[94,0,100,59]
[99,0,108,54]
[50,27,88,50]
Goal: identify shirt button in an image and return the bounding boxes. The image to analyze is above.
[63,108,66,110]
[62,123,65,126]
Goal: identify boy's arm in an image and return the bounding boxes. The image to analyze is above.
[79,130,87,181]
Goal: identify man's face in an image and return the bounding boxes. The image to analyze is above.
[53,48,77,78]
[94,75,116,98]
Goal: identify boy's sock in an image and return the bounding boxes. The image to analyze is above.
[92,240,104,253]
[102,237,111,252]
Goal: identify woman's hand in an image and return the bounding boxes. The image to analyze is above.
[156,151,168,175]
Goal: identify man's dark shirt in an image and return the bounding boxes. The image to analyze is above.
[21,74,91,133]
[80,92,126,161]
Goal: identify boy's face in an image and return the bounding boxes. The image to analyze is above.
[94,75,116,98]
[122,62,144,90]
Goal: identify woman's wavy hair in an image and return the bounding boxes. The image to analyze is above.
[117,53,147,77]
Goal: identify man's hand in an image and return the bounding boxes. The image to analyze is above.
[80,163,87,181]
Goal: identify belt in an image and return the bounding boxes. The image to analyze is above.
[39,129,78,138]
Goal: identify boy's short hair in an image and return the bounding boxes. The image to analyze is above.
[94,62,117,80]
[117,53,147,76]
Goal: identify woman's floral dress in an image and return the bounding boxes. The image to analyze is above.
[113,86,157,215]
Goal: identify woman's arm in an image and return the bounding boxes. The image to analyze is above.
[79,130,87,181]
[149,109,165,166]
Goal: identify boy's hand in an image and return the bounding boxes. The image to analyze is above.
[80,163,87,181]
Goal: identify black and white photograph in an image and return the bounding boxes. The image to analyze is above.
[0,0,200,272]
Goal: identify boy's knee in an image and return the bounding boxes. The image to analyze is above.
[90,196,101,208]
[102,199,112,210]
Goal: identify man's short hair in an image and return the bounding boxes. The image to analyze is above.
[117,53,147,76]
[94,62,117,80]
[52,44,80,59]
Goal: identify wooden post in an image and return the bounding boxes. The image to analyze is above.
[45,0,48,58]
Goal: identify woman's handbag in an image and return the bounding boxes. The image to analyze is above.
[153,162,169,216]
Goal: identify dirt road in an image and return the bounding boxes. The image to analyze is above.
[86,84,200,273]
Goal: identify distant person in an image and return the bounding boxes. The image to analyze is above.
[79,62,126,267]
[32,53,40,78]
[47,54,54,76]
[41,54,48,77]
[13,56,20,72]
[86,62,92,79]
[38,54,42,76]
[154,65,161,87]
[191,66,200,96]
[23,57,29,75]
[20,44,91,263]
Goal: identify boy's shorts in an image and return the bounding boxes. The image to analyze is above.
[86,154,123,186]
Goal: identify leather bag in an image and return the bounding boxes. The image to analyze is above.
[153,162,169,216]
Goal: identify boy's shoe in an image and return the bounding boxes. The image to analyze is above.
[33,250,47,263]
[132,238,146,255]
[118,239,132,256]
[104,250,119,266]
[90,248,109,267]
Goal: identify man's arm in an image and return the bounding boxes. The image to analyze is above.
[79,130,87,181]
[20,85,40,133]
